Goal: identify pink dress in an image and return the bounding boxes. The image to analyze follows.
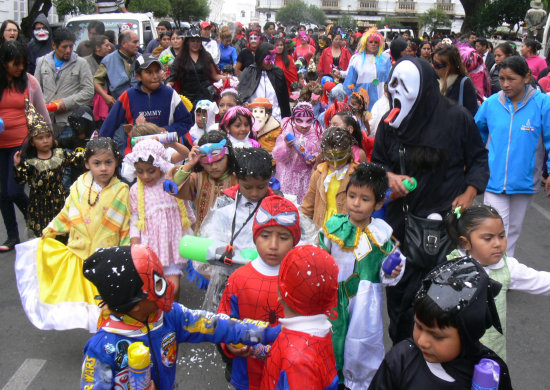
[272,118,323,203]
[129,178,194,271]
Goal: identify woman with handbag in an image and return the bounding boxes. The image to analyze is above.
[0,41,51,251]
[169,26,226,105]
[371,57,489,344]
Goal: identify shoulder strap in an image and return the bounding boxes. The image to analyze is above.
[458,76,467,106]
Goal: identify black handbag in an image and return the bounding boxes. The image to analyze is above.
[399,145,452,269]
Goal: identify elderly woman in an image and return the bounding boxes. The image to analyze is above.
[372,57,489,344]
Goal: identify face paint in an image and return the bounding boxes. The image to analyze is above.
[33,28,49,41]
[264,49,277,65]
[387,60,421,128]
[249,34,260,43]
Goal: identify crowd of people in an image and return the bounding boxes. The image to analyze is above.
[2,13,550,390]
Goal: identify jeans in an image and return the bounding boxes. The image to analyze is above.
[59,125,73,191]
[0,147,28,239]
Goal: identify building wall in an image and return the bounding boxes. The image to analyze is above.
[1,0,59,27]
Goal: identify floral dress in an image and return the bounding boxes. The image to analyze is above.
[14,148,82,236]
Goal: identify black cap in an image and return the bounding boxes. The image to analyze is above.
[134,54,162,72]
[83,246,147,313]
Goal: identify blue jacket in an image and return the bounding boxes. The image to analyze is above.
[80,303,280,390]
[219,43,238,69]
[99,83,192,139]
[475,86,550,194]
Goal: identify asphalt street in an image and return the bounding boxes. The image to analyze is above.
[1,193,550,389]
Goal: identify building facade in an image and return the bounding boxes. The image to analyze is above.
[256,0,465,33]
[0,0,59,28]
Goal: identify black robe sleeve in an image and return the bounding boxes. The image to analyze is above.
[460,110,489,193]
[268,66,291,118]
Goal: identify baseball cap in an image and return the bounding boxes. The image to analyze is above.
[200,21,212,29]
[134,54,161,72]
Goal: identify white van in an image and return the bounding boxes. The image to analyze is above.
[378,27,415,41]
[65,12,157,49]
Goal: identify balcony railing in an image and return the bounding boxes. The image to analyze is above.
[395,0,416,13]
[321,0,340,9]
[282,0,296,6]
[435,1,455,14]
[358,0,378,11]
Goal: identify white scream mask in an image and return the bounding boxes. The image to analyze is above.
[252,107,269,129]
[33,28,49,41]
[387,60,421,128]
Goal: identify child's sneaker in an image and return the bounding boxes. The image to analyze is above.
[0,237,20,252]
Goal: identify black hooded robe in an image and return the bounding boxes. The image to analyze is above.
[27,13,53,75]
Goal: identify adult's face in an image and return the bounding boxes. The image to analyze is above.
[366,38,380,55]
[171,33,183,50]
[332,35,342,48]
[156,25,167,36]
[266,25,275,35]
[420,43,431,60]
[222,36,231,46]
[95,38,112,57]
[474,42,486,55]
[3,58,25,79]
[121,31,139,57]
[432,53,449,78]
[275,41,284,54]
[53,40,74,61]
[201,28,211,39]
[88,27,98,40]
[160,34,171,48]
[494,48,506,66]
[188,37,202,53]
[3,22,18,41]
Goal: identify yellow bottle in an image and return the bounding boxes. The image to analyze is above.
[128,342,152,390]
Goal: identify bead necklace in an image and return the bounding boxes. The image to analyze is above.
[88,179,100,206]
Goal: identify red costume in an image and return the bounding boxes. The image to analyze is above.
[275,55,299,94]
[293,45,316,64]
[317,47,351,77]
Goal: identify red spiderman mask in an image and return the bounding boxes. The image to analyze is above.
[83,245,175,314]
[253,195,301,245]
[278,245,339,318]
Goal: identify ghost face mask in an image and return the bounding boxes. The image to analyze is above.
[252,107,269,128]
[386,60,421,129]
[33,28,49,42]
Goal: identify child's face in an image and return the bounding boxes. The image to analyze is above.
[31,131,53,154]
[136,63,163,94]
[218,96,237,118]
[413,317,462,363]
[346,184,382,228]
[255,226,294,267]
[195,109,207,129]
[294,116,313,134]
[228,116,251,140]
[201,155,229,180]
[350,97,363,113]
[85,150,117,188]
[134,161,163,186]
[323,147,351,170]
[238,176,270,203]
[329,115,353,135]
[461,218,506,266]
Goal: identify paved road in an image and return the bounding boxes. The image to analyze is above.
[1,193,550,389]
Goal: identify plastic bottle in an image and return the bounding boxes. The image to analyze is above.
[46,102,59,112]
[179,235,258,266]
[128,342,153,390]
[285,133,315,164]
[385,177,417,202]
[382,252,402,275]
[472,358,500,390]
[0,117,4,135]
[131,132,178,147]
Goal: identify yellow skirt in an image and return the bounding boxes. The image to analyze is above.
[15,238,100,332]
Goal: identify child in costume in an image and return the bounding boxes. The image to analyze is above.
[260,245,340,390]
[329,112,368,163]
[13,106,82,237]
[15,137,130,332]
[218,195,301,390]
[369,257,513,389]
[220,106,260,148]
[189,99,219,143]
[301,127,359,229]
[446,205,550,360]
[166,130,238,233]
[124,139,194,300]
[343,28,392,113]
[127,122,189,165]
[80,244,281,390]
[272,102,323,204]
[349,90,371,133]
[218,89,242,121]
[249,97,282,153]
[319,163,405,389]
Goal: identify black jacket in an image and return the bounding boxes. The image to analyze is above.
[445,75,479,117]
[484,51,495,73]
[27,13,52,75]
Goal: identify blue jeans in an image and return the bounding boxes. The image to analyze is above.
[0,147,28,239]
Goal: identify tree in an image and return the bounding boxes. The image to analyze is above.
[337,13,357,32]
[128,0,171,17]
[376,16,399,29]
[471,0,530,35]
[276,1,327,27]
[21,0,52,39]
[419,8,451,35]
[53,0,95,18]
[170,0,210,27]
[460,0,486,33]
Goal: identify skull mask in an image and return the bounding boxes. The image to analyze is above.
[386,60,421,129]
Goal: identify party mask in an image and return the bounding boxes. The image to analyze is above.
[199,139,228,164]
[252,107,269,128]
[387,60,421,129]
[295,117,313,127]
[33,28,49,41]
[249,34,260,43]
[255,206,298,226]
[319,40,327,48]
[323,149,350,164]
[264,49,277,65]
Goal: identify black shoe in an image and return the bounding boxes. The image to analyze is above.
[0,237,20,252]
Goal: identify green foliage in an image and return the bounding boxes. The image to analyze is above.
[419,8,451,34]
[471,0,530,34]
[337,13,357,32]
[376,16,399,29]
[128,0,171,17]
[170,0,210,26]
[276,1,327,27]
[53,0,95,17]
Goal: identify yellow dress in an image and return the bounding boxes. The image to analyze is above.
[15,172,130,332]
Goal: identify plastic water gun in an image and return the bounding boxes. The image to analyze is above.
[0,117,4,135]
[285,133,315,164]
[179,235,258,267]
[128,342,153,390]
[382,252,402,275]
[131,132,179,147]
[46,102,59,112]
[472,358,500,390]
[385,177,417,202]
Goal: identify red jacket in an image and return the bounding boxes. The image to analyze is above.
[275,55,299,94]
[317,47,351,76]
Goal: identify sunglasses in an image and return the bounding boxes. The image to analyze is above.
[255,207,298,226]
[432,60,448,69]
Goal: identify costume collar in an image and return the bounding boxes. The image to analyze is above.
[96,307,164,336]
[256,116,281,138]
[323,215,392,251]
[251,257,280,276]
[279,314,331,336]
